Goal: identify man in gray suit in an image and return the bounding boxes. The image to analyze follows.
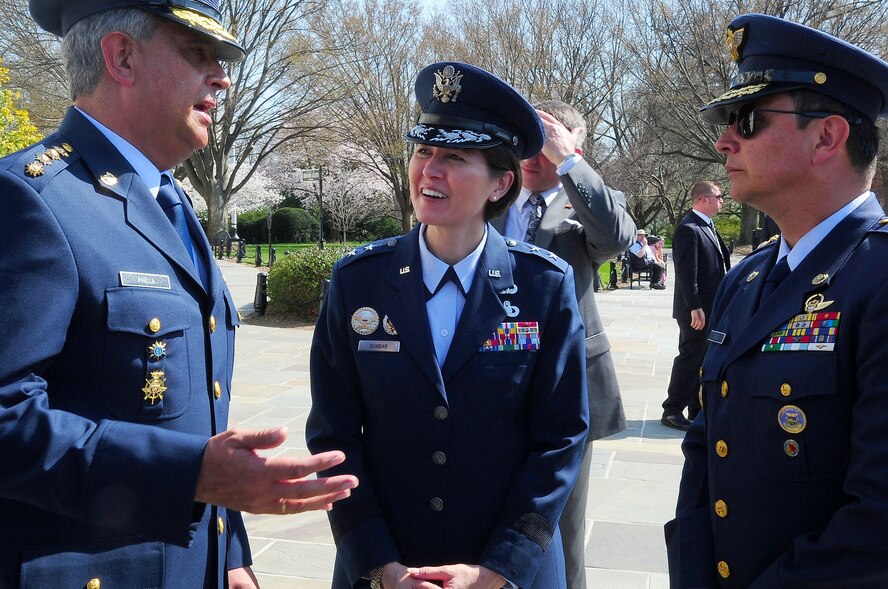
[492,100,636,589]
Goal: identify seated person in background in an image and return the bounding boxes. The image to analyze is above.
[629,229,665,289]
[650,235,667,287]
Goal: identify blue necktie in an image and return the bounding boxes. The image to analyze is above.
[759,256,791,306]
[524,192,546,244]
[156,175,195,265]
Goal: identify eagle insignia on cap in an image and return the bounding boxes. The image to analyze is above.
[433,65,463,103]
[725,25,746,62]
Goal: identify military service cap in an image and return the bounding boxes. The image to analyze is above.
[700,13,888,124]
[29,0,245,61]
[405,62,544,160]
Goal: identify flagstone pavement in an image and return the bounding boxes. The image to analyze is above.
[217,252,738,589]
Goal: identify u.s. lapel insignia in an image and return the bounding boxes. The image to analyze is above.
[351,306,380,335]
[25,162,45,177]
[142,370,167,404]
[804,293,834,313]
[432,65,462,103]
[383,314,398,336]
[746,270,760,282]
[99,172,118,187]
[399,265,410,275]
[811,273,829,286]
[148,340,167,361]
[488,269,501,278]
[503,300,520,317]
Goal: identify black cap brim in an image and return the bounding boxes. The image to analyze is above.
[699,82,804,124]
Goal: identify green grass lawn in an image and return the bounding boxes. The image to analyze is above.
[225,242,624,288]
[220,242,359,266]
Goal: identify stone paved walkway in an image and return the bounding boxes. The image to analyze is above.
[217,253,736,589]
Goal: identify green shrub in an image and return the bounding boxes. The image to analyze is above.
[357,216,403,242]
[267,245,351,318]
[715,215,741,243]
[272,207,318,242]
[236,209,268,243]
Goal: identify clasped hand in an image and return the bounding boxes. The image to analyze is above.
[382,562,505,589]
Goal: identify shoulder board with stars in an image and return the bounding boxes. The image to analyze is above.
[4,139,76,190]
[502,237,569,272]
[338,236,402,267]
[755,234,780,250]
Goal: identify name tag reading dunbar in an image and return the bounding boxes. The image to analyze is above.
[119,271,172,289]
[358,340,401,353]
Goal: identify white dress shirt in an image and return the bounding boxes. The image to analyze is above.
[419,225,487,368]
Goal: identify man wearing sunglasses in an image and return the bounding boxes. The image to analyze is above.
[666,13,888,588]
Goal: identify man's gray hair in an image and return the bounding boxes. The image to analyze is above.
[63,8,158,100]
[534,100,588,151]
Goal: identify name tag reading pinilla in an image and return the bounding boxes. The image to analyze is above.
[119,271,172,289]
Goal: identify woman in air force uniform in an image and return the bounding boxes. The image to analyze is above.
[307,62,589,589]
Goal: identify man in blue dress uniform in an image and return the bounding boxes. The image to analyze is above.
[666,13,888,588]
[0,1,356,587]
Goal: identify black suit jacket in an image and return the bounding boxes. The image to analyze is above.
[672,211,731,320]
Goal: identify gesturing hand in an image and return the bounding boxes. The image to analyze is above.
[195,427,358,514]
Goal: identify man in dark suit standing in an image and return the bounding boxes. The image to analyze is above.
[0,2,356,587]
[492,99,636,589]
[661,181,731,430]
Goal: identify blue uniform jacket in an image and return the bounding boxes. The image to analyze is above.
[0,108,249,588]
[666,195,888,588]
[307,225,589,589]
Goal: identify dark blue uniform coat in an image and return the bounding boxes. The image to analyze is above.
[0,108,248,588]
[666,195,888,588]
[307,225,589,589]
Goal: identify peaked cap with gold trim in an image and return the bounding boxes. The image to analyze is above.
[700,13,888,124]
[405,62,544,160]
[29,0,245,61]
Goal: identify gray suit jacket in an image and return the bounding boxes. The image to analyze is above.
[493,159,636,439]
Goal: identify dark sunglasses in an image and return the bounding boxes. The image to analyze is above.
[726,103,861,139]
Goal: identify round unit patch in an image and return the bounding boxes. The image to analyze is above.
[351,307,380,335]
[777,405,807,434]
[784,439,800,457]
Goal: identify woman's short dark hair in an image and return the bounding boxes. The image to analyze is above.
[480,144,522,221]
